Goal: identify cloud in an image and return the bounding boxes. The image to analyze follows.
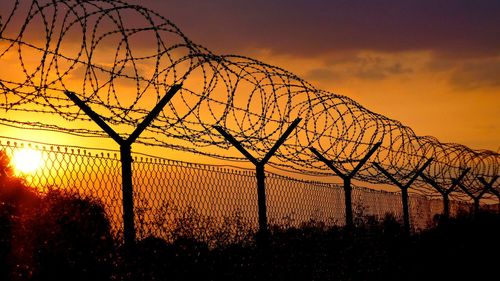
[449,59,500,90]
[0,0,195,59]
[305,53,413,83]
[3,0,498,61]
[130,0,500,59]
[305,68,342,82]
[355,61,413,80]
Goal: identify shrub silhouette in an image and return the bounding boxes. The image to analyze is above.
[1,150,40,280]
[27,190,114,281]
[0,150,114,281]
[407,211,500,281]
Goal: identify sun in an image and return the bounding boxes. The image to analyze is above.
[12,148,43,174]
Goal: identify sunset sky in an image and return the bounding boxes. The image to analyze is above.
[0,0,498,157]
[2,3,500,277]
[129,0,500,152]
[0,0,498,235]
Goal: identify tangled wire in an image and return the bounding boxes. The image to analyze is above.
[0,0,498,198]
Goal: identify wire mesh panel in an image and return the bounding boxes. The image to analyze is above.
[266,174,345,227]
[449,199,474,215]
[0,138,123,235]
[352,186,404,221]
[1,136,486,244]
[132,157,259,244]
[408,195,435,230]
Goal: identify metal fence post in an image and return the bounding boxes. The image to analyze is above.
[214,118,301,242]
[343,177,353,229]
[400,187,410,234]
[478,176,499,214]
[442,194,450,219]
[120,144,135,246]
[256,163,268,235]
[456,180,488,216]
[64,84,181,247]
[373,158,433,235]
[310,142,381,230]
[420,168,470,220]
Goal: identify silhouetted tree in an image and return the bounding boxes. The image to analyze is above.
[0,150,40,280]
[28,190,114,281]
[0,150,114,281]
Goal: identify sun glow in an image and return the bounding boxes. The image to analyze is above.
[12,148,43,174]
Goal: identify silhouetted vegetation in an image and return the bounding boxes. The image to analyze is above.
[1,150,499,281]
[0,151,114,281]
[406,211,500,281]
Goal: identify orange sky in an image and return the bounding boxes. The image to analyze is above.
[0,0,499,156]
[125,0,499,152]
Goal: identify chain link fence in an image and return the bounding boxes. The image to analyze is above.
[0,136,479,244]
